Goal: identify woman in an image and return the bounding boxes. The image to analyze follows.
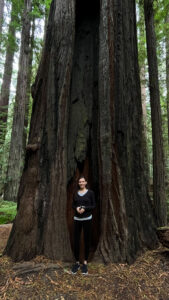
[71,175,96,275]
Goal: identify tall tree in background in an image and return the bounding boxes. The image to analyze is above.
[137,0,149,179]
[5,0,157,263]
[44,0,50,31]
[154,0,169,185]
[0,0,21,146]
[166,12,169,147]
[23,17,35,149]
[0,0,4,47]
[144,0,166,226]
[4,0,32,202]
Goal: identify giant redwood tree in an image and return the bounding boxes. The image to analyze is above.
[5,0,158,263]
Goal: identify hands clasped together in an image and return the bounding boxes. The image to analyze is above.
[76,207,85,214]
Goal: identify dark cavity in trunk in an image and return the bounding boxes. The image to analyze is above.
[67,0,100,262]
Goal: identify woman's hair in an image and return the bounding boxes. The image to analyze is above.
[78,175,87,181]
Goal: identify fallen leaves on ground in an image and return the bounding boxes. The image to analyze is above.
[0,246,169,300]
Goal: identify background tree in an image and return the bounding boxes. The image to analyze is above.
[165,12,169,146]
[144,0,167,226]
[0,0,51,198]
[137,0,149,180]
[23,16,35,151]
[0,0,5,48]
[0,0,22,147]
[4,0,32,202]
[154,0,169,184]
[5,0,158,263]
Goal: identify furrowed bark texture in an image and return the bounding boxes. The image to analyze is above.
[5,0,157,262]
[93,0,128,263]
[94,0,157,263]
[5,0,75,261]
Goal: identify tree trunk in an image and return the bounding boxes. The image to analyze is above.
[138,0,149,180]
[140,65,149,179]
[23,17,35,149]
[166,14,169,148]
[140,66,147,133]
[0,0,4,47]
[5,0,158,263]
[0,1,17,146]
[4,0,32,202]
[144,0,167,226]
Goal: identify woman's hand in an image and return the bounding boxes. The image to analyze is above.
[76,207,85,214]
[76,207,81,213]
[79,208,85,214]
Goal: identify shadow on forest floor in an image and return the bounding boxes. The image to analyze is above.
[0,246,169,299]
[158,250,169,260]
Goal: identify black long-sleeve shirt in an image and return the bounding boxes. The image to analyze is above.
[72,189,96,219]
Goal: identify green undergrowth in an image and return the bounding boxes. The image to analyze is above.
[0,200,17,224]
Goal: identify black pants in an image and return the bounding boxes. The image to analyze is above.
[74,219,92,261]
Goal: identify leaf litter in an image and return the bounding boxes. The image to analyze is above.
[0,246,169,300]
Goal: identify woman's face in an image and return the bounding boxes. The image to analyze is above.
[78,178,87,189]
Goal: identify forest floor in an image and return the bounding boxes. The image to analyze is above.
[0,246,169,300]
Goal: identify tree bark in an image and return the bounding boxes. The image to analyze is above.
[4,0,32,202]
[144,0,167,226]
[5,0,158,263]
